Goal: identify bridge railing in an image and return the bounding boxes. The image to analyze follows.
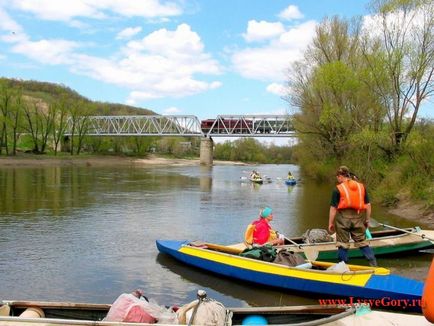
[65,115,203,136]
[65,114,296,137]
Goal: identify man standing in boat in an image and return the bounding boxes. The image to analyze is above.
[328,166,377,267]
[244,207,285,246]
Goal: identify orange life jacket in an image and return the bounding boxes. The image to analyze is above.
[337,180,367,211]
[244,219,277,245]
[422,258,434,322]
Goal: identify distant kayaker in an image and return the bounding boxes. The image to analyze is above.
[250,170,260,180]
[328,166,377,266]
[287,171,294,180]
[244,206,285,246]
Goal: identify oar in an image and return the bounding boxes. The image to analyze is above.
[369,218,434,242]
[284,237,319,261]
[189,241,245,255]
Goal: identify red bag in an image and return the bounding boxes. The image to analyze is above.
[104,293,156,323]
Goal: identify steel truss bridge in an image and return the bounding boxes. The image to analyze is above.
[65,115,295,137]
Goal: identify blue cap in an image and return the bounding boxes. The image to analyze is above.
[260,207,272,218]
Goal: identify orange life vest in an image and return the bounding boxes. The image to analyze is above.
[422,258,434,322]
[244,219,277,245]
[337,180,367,211]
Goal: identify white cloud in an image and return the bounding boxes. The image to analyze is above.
[232,20,317,81]
[279,21,316,46]
[266,83,287,96]
[243,20,285,42]
[163,106,181,114]
[116,26,142,40]
[0,7,23,33]
[10,0,103,21]
[70,24,222,101]
[278,5,303,21]
[126,79,221,102]
[9,0,183,22]
[1,20,222,102]
[362,6,429,40]
[12,39,79,65]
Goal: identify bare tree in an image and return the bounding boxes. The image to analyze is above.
[51,95,70,155]
[0,80,13,155]
[364,0,434,154]
[67,100,94,155]
[9,89,23,155]
[22,98,55,153]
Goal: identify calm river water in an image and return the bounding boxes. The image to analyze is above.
[0,163,431,307]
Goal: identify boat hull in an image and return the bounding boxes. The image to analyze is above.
[286,229,434,260]
[0,300,357,326]
[156,240,423,312]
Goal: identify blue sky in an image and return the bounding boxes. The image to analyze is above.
[0,0,431,121]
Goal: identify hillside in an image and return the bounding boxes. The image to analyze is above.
[1,77,156,116]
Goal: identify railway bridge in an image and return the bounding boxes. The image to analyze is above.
[65,115,295,165]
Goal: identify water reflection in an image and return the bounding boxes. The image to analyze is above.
[0,163,430,307]
[156,254,316,307]
[0,167,95,214]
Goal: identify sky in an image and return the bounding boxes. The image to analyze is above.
[0,0,432,122]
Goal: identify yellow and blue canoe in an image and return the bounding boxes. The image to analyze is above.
[156,240,424,312]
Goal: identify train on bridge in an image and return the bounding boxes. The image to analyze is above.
[200,117,293,135]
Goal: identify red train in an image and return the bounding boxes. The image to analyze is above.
[201,119,253,134]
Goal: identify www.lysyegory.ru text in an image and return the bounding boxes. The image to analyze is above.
[318,297,422,309]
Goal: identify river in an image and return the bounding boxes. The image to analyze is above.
[0,163,431,307]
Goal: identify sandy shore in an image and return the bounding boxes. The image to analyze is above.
[0,154,432,227]
[0,154,247,167]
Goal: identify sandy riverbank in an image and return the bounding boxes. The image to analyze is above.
[0,154,247,167]
[387,198,434,229]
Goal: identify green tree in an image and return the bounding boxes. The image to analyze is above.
[289,17,380,160]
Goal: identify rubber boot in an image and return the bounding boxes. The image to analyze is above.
[360,246,377,267]
[337,247,349,263]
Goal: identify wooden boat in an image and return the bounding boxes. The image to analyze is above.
[156,240,424,312]
[0,299,359,325]
[282,227,434,260]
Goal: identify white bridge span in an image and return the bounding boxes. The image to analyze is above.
[65,115,295,137]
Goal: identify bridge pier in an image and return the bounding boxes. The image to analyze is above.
[200,137,214,166]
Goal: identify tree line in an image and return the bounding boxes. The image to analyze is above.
[286,0,433,209]
[0,79,295,161]
[0,78,169,156]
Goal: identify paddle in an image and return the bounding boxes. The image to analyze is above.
[284,237,319,261]
[369,218,434,242]
[189,241,245,255]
